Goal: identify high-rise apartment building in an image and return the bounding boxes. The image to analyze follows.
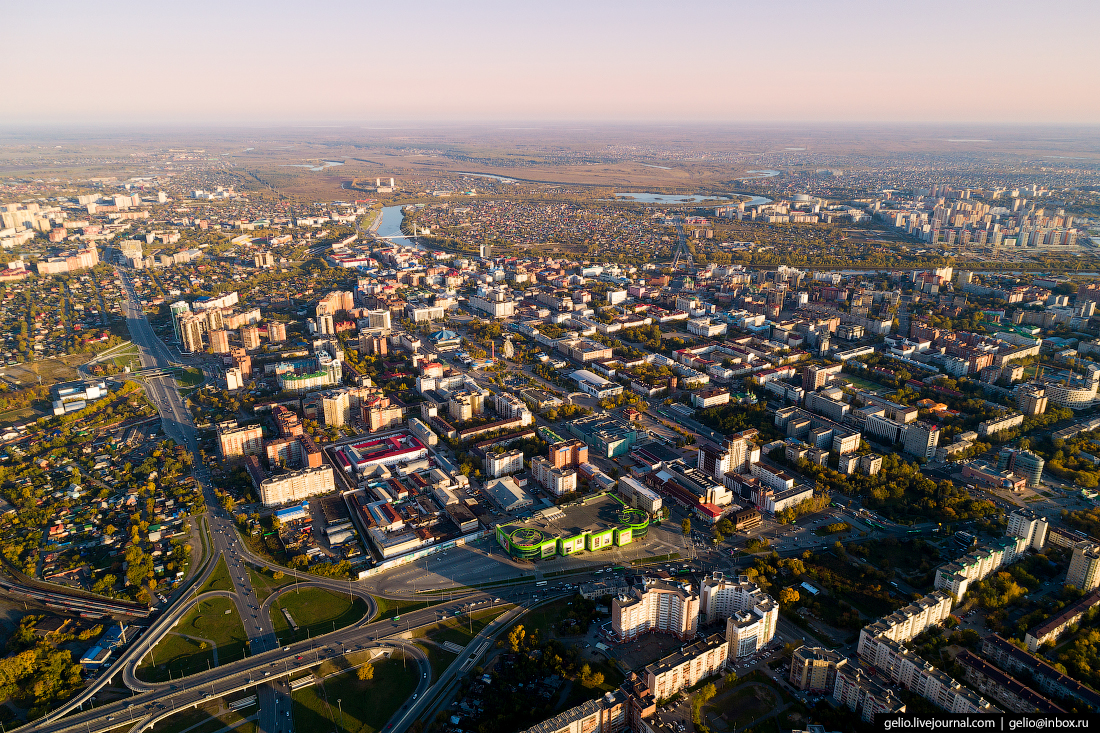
[643,634,728,702]
[170,301,192,342]
[612,578,699,642]
[697,430,758,480]
[790,646,847,692]
[1067,542,1100,592]
[550,439,588,469]
[179,314,205,354]
[208,329,230,354]
[230,347,251,377]
[1016,384,1048,416]
[903,421,940,461]
[320,389,351,427]
[241,325,261,350]
[267,321,287,343]
[803,364,831,392]
[1006,509,1049,551]
[224,367,244,391]
[217,422,263,459]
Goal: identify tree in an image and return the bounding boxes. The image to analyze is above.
[508,624,526,653]
[681,518,691,536]
[357,663,374,681]
[779,587,801,606]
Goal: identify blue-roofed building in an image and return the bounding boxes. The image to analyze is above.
[275,501,310,524]
[430,329,461,349]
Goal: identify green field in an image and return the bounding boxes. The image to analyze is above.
[371,594,445,621]
[415,606,512,648]
[291,655,417,733]
[137,597,248,682]
[198,557,233,594]
[271,587,367,645]
[503,598,570,640]
[175,367,205,388]
[0,405,43,425]
[247,565,295,601]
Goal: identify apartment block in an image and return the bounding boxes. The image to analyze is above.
[903,421,940,461]
[1066,541,1100,592]
[790,646,846,692]
[644,633,728,701]
[832,663,907,722]
[1006,508,1049,551]
[217,422,263,459]
[612,577,699,641]
[859,635,998,713]
[486,448,525,478]
[518,690,627,733]
[956,650,1065,714]
[259,465,336,507]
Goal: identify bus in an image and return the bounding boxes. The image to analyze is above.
[536,581,548,587]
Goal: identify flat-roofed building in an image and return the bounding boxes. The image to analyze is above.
[790,646,847,691]
[832,663,907,722]
[486,448,525,478]
[518,690,627,733]
[644,633,728,701]
[217,422,263,459]
[956,650,1065,714]
[612,577,699,642]
[259,466,335,507]
[1067,542,1100,592]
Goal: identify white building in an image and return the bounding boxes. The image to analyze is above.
[486,448,525,478]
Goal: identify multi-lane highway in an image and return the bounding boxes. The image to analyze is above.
[29,585,532,733]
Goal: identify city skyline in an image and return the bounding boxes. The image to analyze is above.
[5,0,1098,126]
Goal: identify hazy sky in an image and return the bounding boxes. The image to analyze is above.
[6,0,1098,125]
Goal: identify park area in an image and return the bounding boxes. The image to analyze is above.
[292,654,417,733]
[270,587,368,645]
[137,597,248,682]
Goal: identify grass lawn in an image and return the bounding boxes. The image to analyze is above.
[137,597,248,682]
[414,642,458,679]
[562,658,624,709]
[199,557,233,594]
[371,594,444,621]
[247,565,295,601]
[292,655,417,733]
[175,367,205,388]
[705,685,778,731]
[271,587,367,645]
[415,606,512,648]
[505,598,571,640]
[314,649,376,678]
[157,699,256,733]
